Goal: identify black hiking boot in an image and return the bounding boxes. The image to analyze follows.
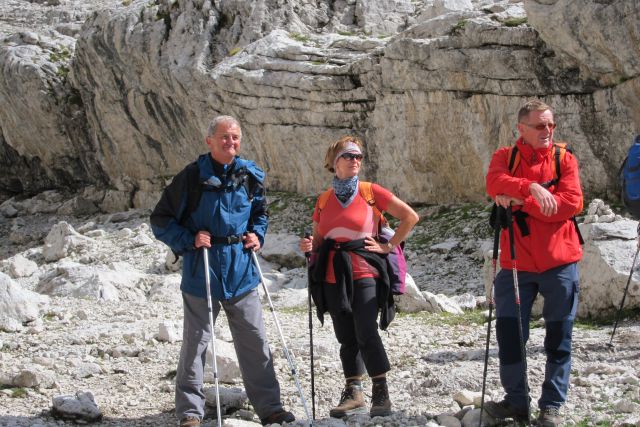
[483,399,528,421]
[329,383,366,418]
[369,379,392,417]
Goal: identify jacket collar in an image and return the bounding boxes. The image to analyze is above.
[516,137,553,165]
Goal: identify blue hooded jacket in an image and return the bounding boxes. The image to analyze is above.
[151,154,268,300]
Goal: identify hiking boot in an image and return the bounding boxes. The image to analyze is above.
[369,381,392,417]
[538,406,561,427]
[179,416,201,427]
[329,384,366,418]
[260,409,295,426]
[483,400,528,421]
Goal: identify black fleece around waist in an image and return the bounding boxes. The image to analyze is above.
[310,237,395,330]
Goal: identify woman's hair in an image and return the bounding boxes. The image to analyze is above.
[324,136,364,173]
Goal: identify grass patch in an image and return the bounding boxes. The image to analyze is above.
[228,47,242,56]
[397,308,485,327]
[503,17,527,27]
[449,19,467,36]
[288,32,310,43]
[56,65,70,78]
[49,47,71,64]
[12,388,28,398]
[574,307,640,330]
[0,386,29,398]
[337,30,356,36]
[278,306,307,315]
[43,312,57,322]
[122,0,132,5]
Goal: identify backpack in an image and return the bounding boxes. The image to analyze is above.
[620,136,640,219]
[317,182,408,295]
[491,142,584,244]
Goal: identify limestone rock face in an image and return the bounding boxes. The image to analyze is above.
[525,0,640,87]
[0,0,639,206]
[0,31,101,195]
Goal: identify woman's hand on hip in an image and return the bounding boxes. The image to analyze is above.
[364,235,389,253]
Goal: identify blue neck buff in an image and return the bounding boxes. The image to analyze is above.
[332,175,359,207]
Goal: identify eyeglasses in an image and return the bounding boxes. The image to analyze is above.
[521,122,556,131]
[340,153,363,161]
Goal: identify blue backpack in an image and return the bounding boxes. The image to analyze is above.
[620,135,640,219]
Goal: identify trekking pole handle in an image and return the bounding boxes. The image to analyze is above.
[304,231,312,259]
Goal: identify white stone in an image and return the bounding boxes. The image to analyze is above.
[203,386,248,412]
[453,389,480,407]
[157,321,180,343]
[0,272,49,332]
[6,254,38,278]
[204,339,241,384]
[43,221,95,262]
[430,239,460,254]
[423,291,464,315]
[51,391,102,422]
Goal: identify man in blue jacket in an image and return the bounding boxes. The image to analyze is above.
[151,116,295,427]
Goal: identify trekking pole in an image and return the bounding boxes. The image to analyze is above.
[304,232,316,420]
[203,247,223,427]
[506,206,531,423]
[608,222,640,347]
[479,206,503,426]
[251,251,312,423]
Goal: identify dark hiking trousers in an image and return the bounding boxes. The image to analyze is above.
[325,277,391,378]
[494,262,579,411]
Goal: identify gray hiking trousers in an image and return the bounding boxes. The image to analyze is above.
[175,289,283,420]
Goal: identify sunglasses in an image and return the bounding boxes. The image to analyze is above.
[340,153,363,161]
[522,122,557,131]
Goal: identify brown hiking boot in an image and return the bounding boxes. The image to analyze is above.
[329,384,366,418]
[370,381,392,417]
[538,406,561,427]
[260,410,295,426]
[179,416,201,427]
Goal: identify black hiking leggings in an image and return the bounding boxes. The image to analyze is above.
[325,277,390,378]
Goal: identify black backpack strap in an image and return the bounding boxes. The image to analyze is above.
[178,161,203,226]
[555,144,562,180]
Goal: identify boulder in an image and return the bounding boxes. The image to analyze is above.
[42,221,95,262]
[579,218,640,317]
[0,272,49,332]
[204,339,241,384]
[51,391,102,423]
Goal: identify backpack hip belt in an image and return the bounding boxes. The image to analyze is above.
[211,235,243,245]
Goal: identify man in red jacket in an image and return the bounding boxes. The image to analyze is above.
[484,99,583,427]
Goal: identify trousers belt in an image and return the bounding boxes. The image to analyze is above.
[211,235,242,245]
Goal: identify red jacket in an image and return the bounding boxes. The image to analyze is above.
[486,138,583,273]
